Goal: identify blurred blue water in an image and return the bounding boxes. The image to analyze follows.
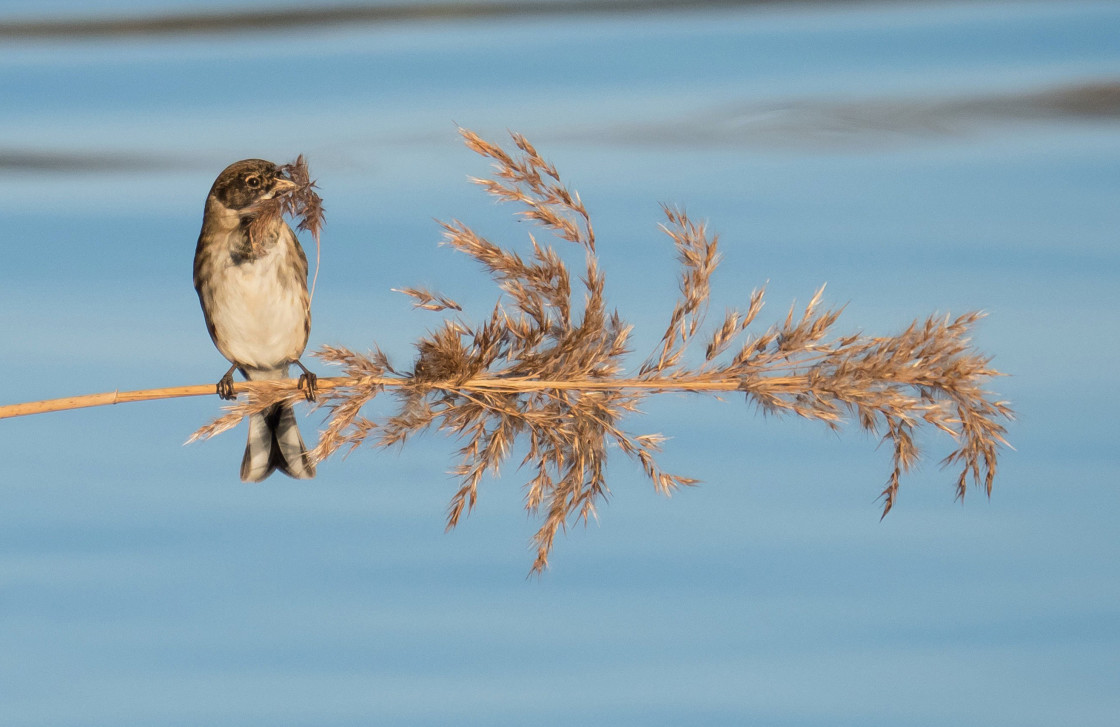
[2,1,1119,725]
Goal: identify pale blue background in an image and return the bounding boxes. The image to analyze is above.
[2,1,1118,725]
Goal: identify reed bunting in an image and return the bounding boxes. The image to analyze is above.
[193,159,317,481]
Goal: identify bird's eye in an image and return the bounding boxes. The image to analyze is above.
[245,175,262,188]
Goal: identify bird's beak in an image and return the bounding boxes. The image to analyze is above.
[270,177,298,197]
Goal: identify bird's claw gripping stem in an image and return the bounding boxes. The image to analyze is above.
[216,366,238,400]
[295,360,317,402]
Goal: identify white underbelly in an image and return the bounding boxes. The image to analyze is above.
[207,253,308,371]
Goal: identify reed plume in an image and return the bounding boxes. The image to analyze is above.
[192,129,1013,574]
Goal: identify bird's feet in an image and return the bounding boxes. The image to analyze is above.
[297,372,317,401]
[216,367,237,400]
[295,360,318,402]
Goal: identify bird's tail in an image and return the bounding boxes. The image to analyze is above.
[237,365,314,482]
[241,402,315,482]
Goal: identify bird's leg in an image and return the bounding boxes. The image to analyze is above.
[216,364,238,400]
[294,359,318,402]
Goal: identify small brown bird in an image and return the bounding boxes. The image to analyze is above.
[193,159,317,482]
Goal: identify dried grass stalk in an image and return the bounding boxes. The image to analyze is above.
[247,154,324,297]
[193,128,1013,574]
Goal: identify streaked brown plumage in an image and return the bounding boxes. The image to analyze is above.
[193,159,317,481]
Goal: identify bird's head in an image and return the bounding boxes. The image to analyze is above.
[208,159,298,212]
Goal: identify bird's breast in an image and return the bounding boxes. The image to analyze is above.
[197,227,310,371]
